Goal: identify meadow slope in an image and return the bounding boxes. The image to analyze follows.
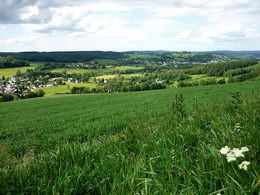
[0,81,259,194]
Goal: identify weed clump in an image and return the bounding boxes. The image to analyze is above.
[170,93,186,120]
[229,91,243,112]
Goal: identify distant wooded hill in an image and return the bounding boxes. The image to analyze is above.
[0,50,259,65]
[206,50,260,60]
[0,56,30,68]
[0,51,124,63]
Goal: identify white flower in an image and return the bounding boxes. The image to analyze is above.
[231,148,245,158]
[241,147,249,152]
[220,146,249,162]
[217,193,221,195]
[235,123,241,128]
[226,153,237,162]
[238,161,250,171]
[220,146,230,155]
[234,123,242,132]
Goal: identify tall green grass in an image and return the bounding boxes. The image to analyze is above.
[0,81,259,194]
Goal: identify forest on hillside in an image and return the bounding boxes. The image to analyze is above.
[0,51,124,63]
[0,56,30,68]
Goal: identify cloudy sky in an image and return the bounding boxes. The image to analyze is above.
[0,0,259,52]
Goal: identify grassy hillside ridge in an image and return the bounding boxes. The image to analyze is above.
[95,73,143,80]
[1,81,259,158]
[0,66,35,78]
[0,80,259,194]
[51,66,142,74]
[39,82,98,96]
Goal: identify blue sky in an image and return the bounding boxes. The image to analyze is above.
[0,0,260,52]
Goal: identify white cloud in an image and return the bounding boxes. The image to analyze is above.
[244,28,260,38]
[176,30,191,39]
[0,24,7,31]
[21,6,39,20]
[2,36,35,44]
[0,0,260,51]
[123,33,147,43]
[66,32,86,38]
[200,22,260,42]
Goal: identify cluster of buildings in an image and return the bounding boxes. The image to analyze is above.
[0,76,68,95]
[64,62,105,69]
[0,77,36,95]
[123,57,230,67]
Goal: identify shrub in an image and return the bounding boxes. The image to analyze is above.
[177,81,186,87]
[35,89,45,97]
[20,90,46,99]
[227,77,236,83]
[205,78,217,85]
[229,91,243,111]
[191,80,199,86]
[0,94,14,102]
[199,79,206,85]
[217,78,226,84]
[71,87,90,94]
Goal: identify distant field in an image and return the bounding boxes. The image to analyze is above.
[190,74,206,79]
[106,66,142,71]
[190,74,226,81]
[30,62,47,67]
[89,59,119,65]
[95,73,143,80]
[52,66,142,74]
[0,66,35,78]
[95,74,118,79]
[39,82,97,96]
[41,73,144,96]
[127,54,161,59]
[171,52,200,57]
[51,68,96,74]
[121,73,144,78]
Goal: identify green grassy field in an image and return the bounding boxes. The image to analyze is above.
[52,68,97,74]
[0,81,259,194]
[0,66,35,78]
[190,74,226,81]
[127,54,161,59]
[95,74,118,79]
[89,59,120,65]
[95,73,143,80]
[106,66,142,71]
[39,82,98,96]
[30,62,47,67]
[121,73,143,78]
[52,66,142,74]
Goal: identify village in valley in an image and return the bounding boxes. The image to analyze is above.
[0,51,236,98]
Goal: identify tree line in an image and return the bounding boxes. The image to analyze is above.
[0,51,124,63]
[0,56,30,68]
[177,69,260,88]
[184,60,257,76]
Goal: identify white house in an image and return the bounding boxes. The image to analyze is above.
[10,77,17,83]
[6,84,15,89]
[155,79,164,84]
